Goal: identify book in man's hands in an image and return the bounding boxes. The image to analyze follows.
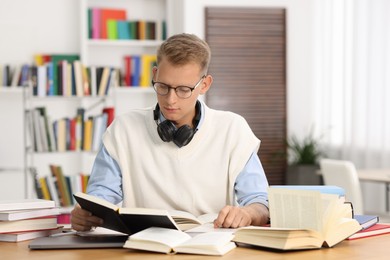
[73,192,217,234]
[233,188,362,250]
[123,227,236,255]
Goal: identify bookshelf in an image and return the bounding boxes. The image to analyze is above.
[22,0,171,202]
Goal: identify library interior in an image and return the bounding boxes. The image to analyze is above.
[1,0,390,259]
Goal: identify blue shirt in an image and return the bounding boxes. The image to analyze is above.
[87,102,269,208]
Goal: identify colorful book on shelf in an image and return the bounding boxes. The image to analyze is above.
[347,223,390,240]
[232,187,361,250]
[0,216,58,234]
[91,8,101,39]
[117,20,130,40]
[124,227,236,256]
[107,19,118,39]
[100,8,127,39]
[140,54,157,87]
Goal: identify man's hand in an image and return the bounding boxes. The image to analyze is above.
[214,203,269,228]
[70,204,103,231]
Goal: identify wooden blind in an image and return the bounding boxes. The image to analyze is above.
[205,7,287,184]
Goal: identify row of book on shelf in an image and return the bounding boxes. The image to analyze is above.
[30,165,89,208]
[0,53,157,96]
[26,106,114,153]
[88,7,167,40]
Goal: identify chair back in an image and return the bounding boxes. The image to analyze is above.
[319,159,364,214]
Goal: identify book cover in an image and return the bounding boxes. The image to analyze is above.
[353,215,379,230]
[0,199,55,212]
[117,20,130,40]
[100,8,127,39]
[91,8,101,39]
[347,223,390,240]
[0,207,60,221]
[107,19,118,39]
[0,217,58,234]
[73,192,180,235]
[0,227,62,242]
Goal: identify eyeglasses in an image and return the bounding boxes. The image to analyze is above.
[152,75,206,99]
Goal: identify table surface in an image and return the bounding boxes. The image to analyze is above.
[357,169,390,183]
[2,233,390,260]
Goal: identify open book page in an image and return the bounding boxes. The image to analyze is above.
[174,232,236,255]
[124,227,191,253]
[168,210,218,231]
[268,188,324,232]
[124,227,236,255]
[185,223,237,234]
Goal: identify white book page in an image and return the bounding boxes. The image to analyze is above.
[130,227,191,248]
[186,223,236,234]
[268,188,323,232]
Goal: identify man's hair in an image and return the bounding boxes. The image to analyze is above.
[157,33,211,74]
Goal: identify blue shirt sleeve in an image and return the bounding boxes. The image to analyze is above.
[86,144,123,205]
[235,152,269,208]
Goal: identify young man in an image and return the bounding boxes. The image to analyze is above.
[71,33,269,231]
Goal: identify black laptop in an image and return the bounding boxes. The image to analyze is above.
[28,235,128,250]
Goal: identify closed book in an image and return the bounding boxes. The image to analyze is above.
[117,20,130,40]
[91,8,101,39]
[107,19,118,39]
[0,217,58,234]
[347,223,390,240]
[0,208,60,221]
[0,227,62,242]
[100,8,127,39]
[354,215,379,230]
[0,199,55,212]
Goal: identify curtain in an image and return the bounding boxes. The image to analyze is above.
[312,0,390,169]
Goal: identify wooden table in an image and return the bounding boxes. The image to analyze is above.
[358,169,390,212]
[2,234,390,260]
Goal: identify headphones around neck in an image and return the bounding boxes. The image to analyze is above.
[153,101,201,148]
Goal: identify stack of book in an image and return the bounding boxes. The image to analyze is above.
[0,199,61,242]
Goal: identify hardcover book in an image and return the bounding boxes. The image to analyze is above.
[124,227,236,255]
[347,223,390,240]
[233,188,361,250]
[73,192,217,234]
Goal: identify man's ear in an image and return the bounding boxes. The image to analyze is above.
[199,75,213,95]
[152,66,158,80]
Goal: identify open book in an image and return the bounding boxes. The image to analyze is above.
[73,192,217,234]
[123,227,236,255]
[233,187,362,250]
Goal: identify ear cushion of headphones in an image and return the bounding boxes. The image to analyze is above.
[157,120,176,142]
[173,125,194,148]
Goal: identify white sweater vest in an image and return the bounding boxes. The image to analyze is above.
[103,102,260,216]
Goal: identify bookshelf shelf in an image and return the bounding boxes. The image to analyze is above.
[87,39,163,47]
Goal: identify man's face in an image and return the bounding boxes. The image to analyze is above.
[152,59,209,128]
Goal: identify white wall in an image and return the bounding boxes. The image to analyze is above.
[180,0,316,140]
[0,0,80,64]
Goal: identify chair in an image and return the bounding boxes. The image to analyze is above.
[319,159,364,215]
